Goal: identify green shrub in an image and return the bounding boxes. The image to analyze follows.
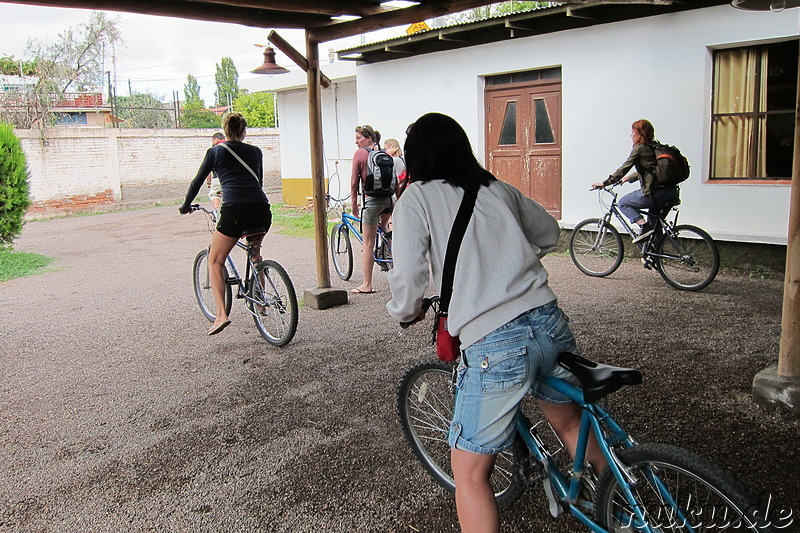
[0,122,30,247]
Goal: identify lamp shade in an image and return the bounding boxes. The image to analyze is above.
[731,0,800,10]
[251,47,289,75]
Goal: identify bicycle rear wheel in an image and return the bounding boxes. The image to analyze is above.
[397,359,528,509]
[192,248,232,322]
[655,225,719,291]
[375,231,393,272]
[595,443,777,532]
[569,218,624,277]
[330,223,353,281]
[249,260,298,346]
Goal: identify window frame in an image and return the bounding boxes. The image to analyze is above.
[708,39,797,185]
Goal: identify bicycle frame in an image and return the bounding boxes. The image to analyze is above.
[194,205,267,315]
[339,211,393,269]
[223,239,267,312]
[517,375,690,533]
[599,187,678,242]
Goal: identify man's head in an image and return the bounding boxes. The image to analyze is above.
[212,132,225,146]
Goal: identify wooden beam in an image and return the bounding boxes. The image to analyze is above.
[266,30,331,88]
[309,0,502,42]
[0,0,331,29]
[196,0,387,17]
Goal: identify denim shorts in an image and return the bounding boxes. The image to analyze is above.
[447,301,578,455]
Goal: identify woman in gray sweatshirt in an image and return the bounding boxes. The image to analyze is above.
[386,112,605,532]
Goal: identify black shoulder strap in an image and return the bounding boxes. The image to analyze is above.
[440,186,479,313]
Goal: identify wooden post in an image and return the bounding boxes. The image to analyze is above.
[777,55,800,378]
[753,50,800,412]
[301,31,347,310]
[306,32,329,289]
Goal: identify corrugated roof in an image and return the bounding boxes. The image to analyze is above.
[337,0,729,63]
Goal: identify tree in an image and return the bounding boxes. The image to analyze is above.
[214,56,239,108]
[232,90,277,128]
[115,92,173,128]
[0,56,37,76]
[184,74,204,109]
[0,122,31,247]
[442,1,551,24]
[181,109,221,129]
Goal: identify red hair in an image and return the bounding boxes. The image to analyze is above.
[631,119,654,145]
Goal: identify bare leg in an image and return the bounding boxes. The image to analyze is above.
[355,223,377,293]
[208,230,238,329]
[538,400,607,473]
[451,448,500,533]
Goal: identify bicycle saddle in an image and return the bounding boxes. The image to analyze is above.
[240,227,267,239]
[557,352,642,403]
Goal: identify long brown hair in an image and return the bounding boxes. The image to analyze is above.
[631,119,654,145]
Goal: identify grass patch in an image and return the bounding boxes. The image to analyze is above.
[270,202,317,239]
[0,249,56,282]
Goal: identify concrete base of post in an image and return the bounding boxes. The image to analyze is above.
[752,365,800,414]
[304,287,348,310]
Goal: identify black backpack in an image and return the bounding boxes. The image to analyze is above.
[651,141,690,187]
[362,147,396,197]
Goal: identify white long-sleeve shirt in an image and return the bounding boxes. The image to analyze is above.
[386,179,560,349]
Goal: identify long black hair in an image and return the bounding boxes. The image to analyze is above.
[403,112,496,190]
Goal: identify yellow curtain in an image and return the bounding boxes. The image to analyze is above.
[712,48,767,178]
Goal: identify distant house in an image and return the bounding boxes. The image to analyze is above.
[51,92,115,126]
[1,75,115,127]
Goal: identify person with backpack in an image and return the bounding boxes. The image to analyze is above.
[592,119,681,244]
[387,113,606,533]
[350,124,395,294]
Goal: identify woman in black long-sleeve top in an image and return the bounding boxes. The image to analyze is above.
[180,113,271,335]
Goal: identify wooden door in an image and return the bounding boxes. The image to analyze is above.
[486,77,562,218]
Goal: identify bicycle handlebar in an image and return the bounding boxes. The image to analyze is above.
[399,296,438,329]
[190,203,214,214]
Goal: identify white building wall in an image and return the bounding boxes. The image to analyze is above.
[354,5,799,244]
[275,78,358,200]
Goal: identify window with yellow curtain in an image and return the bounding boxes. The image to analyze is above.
[711,40,797,181]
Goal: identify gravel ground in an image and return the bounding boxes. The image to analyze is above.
[2,202,798,532]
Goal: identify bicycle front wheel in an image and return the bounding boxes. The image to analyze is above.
[595,443,776,532]
[655,225,719,291]
[249,260,298,346]
[569,218,624,277]
[192,248,232,322]
[330,223,353,281]
[397,359,528,509]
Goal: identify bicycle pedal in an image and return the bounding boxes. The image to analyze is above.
[225,276,240,285]
[542,473,564,518]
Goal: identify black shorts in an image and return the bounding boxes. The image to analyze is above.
[217,202,272,238]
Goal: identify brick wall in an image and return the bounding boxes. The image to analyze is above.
[17,127,280,210]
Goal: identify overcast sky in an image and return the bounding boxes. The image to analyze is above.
[1,4,396,105]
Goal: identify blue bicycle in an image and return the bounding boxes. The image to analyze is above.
[327,194,393,281]
[398,298,778,532]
